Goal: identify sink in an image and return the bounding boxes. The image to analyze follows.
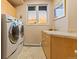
[48,29,57,31]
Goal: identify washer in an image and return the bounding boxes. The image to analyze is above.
[16,20,24,44]
[1,14,19,59]
[8,19,24,59]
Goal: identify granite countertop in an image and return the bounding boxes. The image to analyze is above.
[42,30,77,39]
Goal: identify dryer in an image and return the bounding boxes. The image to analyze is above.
[8,19,24,59]
[16,20,24,44]
[14,19,24,55]
[1,14,19,59]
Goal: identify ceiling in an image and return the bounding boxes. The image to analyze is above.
[7,0,25,7]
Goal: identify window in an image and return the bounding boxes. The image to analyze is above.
[54,0,66,19]
[27,4,48,25]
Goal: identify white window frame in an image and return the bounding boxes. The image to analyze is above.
[27,4,48,25]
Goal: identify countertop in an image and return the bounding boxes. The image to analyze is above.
[42,30,77,39]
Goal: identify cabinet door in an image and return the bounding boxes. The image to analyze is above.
[41,32,51,59]
[64,39,77,59]
[52,36,77,59]
[52,37,66,59]
[45,34,51,59]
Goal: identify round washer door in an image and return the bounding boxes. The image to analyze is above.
[9,22,19,44]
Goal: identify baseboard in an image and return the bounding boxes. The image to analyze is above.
[23,42,41,47]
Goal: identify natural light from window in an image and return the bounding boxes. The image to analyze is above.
[27,4,48,25]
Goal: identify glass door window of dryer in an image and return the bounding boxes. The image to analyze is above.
[9,22,19,44]
[20,25,24,38]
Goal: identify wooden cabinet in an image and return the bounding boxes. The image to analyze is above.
[52,36,77,59]
[41,32,51,59]
[41,32,77,59]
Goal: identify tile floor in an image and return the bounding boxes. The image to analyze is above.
[17,46,46,59]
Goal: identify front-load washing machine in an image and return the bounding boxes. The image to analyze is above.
[8,19,24,59]
[1,14,19,59]
[13,19,24,57]
[16,20,24,44]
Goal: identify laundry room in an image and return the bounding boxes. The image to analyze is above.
[1,0,77,59]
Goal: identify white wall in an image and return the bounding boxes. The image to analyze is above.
[16,0,54,45]
[55,18,68,32]
[53,0,77,32]
[53,0,68,32]
[68,0,77,32]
